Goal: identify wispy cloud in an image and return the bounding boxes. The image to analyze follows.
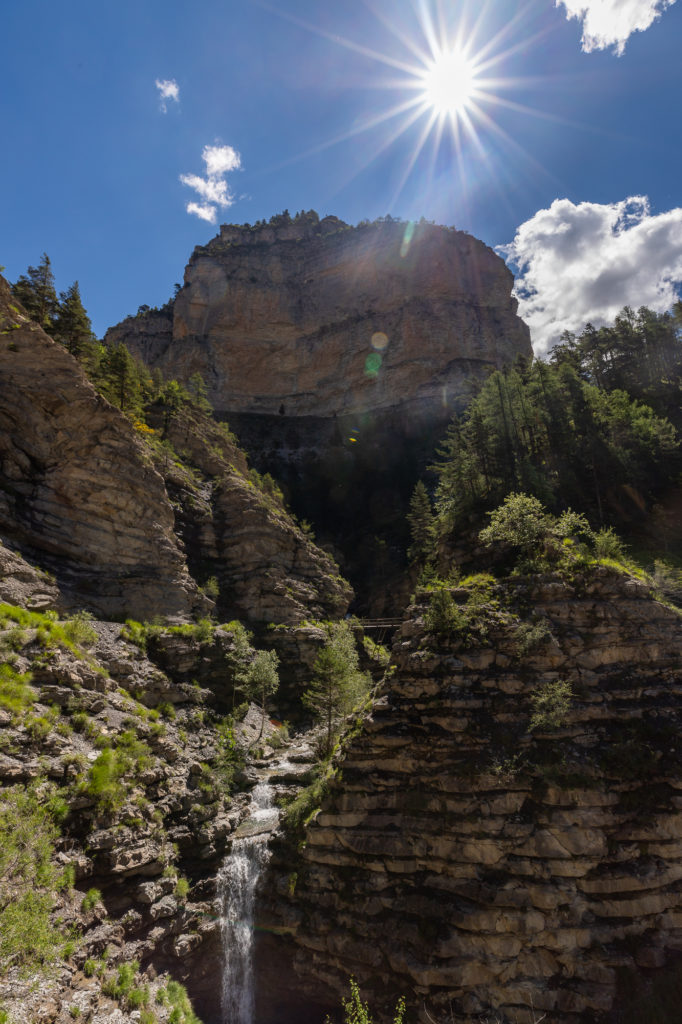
[556,0,676,54]
[155,78,180,112]
[499,195,682,354]
[180,145,242,223]
[186,202,218,223]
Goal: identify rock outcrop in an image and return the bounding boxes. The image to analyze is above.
[104,213,532,617]
[0,277,203,621]
[267,567,682,1023]
[106,213,531,420]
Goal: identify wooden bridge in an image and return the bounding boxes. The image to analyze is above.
[358,617,403,642]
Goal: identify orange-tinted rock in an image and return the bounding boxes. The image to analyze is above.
[106,215,531,419]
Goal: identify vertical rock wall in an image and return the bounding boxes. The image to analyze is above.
[272,569,682,1023]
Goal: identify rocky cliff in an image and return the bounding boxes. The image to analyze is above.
[105,214,531,421]
[265,567,682,1023]
[0,276,203,622]
[104,213,532,616]
[0,274,350,627]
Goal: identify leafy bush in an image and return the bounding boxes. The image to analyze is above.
[530,680,573,731]
[83,750,125,811]
[515,619,553,656]
[424,589,468,638]
[326,978,405,1024]
[479,493,551,560]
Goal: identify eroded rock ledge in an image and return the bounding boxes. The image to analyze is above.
[268,568,682,1023]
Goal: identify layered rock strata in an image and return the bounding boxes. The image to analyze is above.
[106,214,531,421]
[150,405,352,626]
[272,568,682,1023]
[0,277,203,621]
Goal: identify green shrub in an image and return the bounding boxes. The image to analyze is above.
[62,611,97,649]
[174,877,190,900]
[0,785,63,972]
[126,987,148,1010]
[25,715,52,742]
[202,576,220,600]
[81,888,102,913]
[326,978,405,1024]
[479,493,551,560]
[83,958,97,977]
[515,619,553,656]
[0,663,34,715]
[530,680,573,731]
[424,589,468,638]
[593,526,626,560]
[121,619,147,651]
[83,750,125,811]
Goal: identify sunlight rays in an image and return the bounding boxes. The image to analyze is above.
[258,0,567,208]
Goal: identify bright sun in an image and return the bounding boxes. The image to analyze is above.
[420,48,477,117]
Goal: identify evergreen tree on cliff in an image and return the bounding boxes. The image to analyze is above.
[12,253,58,331]
[407,481,435,564]
[53,281,95,359]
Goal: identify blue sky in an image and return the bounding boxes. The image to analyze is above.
[2,0,681,352]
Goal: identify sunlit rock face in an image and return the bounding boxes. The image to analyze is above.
[106,214,531,420]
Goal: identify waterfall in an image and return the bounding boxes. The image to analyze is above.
[219,780,278,1024]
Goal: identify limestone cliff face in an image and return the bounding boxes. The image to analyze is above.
[268,568,682,1023]
[105,214,531,419]
[0,277,203,621]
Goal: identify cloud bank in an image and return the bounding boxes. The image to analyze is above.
[155,78,180,112]
[180,145,242,223]
[556,0,676,54]
[499,196,682,354]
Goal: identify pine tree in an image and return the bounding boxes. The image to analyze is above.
[237,649,279,740]
[406,481,435,563]
[12,253,58,330]
[53,281,95,359]
[303,622,369,758]
[98,343,144,414]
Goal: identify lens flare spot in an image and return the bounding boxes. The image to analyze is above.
[365,352,382,377]
[371,332,389,351]
[400,221,415,258]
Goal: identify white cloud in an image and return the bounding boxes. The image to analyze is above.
[202,144,241,177]
[155,78,180,112]
[498,196,682,355]
[186,202,218,223]
[556,0,676,54]
[180,145,242,223]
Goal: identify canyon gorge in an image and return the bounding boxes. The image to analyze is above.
[1,214,680,1024]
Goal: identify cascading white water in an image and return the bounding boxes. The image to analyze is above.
[219,781,278,1024]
